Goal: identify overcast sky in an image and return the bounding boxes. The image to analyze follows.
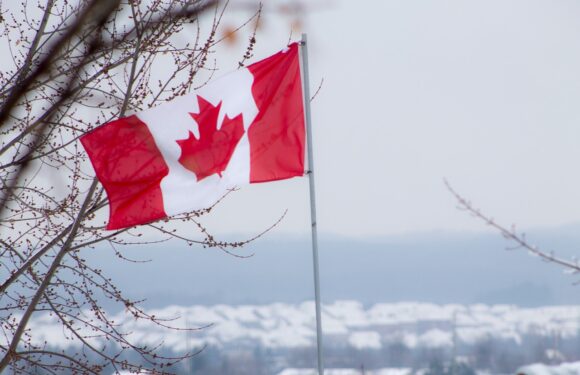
[187,0,580,239]
[85,0,580,310]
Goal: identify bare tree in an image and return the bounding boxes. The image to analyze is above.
[0,0,264,373]
[445,180,580,276]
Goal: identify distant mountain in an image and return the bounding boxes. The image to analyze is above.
[83,229,580,310]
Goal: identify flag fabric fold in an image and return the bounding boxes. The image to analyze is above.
[81,43,305,230]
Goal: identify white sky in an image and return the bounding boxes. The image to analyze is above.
[7,1,579,239]
[193,0,580,238]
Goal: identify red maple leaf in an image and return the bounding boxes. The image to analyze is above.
[176,95,244,181]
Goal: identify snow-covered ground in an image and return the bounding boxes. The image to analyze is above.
[27,300,580,352]
[517,361,580,375]
[277,369,412,375]
[277,363,580,375]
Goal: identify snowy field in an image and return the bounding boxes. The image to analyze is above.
[28,300,580,351]
[117,362,580,375]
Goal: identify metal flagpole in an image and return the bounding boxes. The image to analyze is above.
[299,33,324,375]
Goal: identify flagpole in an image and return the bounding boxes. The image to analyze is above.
[299,33,324,375]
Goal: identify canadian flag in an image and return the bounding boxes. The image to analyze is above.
[81,43,305,230]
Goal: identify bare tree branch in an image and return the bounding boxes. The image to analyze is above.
[445,179,580,273]
[0,1,273,373]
